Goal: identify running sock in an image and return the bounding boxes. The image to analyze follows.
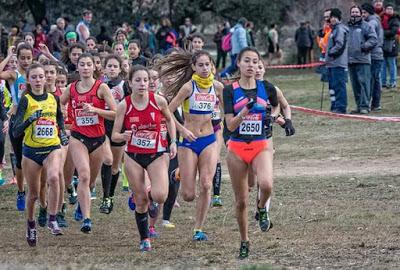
[212,162,222,196]
[122,164,129,188]
[9,153,16,177]
[135,211,149,240]
[101,164,112,199]
[109,172,120,198]
[49,214,56,222]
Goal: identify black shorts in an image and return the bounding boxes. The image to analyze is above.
[23,144,61,166]
[9,116,24,169]
[71,131,105,154]
[125,152,164,169]
[105,120,125,147]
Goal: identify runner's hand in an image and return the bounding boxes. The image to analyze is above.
[82,103,95,113]
[169,141,177,159]
[60,130,69,146]
[284,119,295,136]
[7,46,15,56]
[181,128,197,142]
[123,130,132,142]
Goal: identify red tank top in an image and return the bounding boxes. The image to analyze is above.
[70,80,105,137]
[53,87,63,97]
[124,92,166,154]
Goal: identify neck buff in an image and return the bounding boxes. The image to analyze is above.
[192,73,214,89]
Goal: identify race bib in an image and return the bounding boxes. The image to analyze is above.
[239,114,262,135]
[160,122,168,140]
[75,109,99,126]
[193,93,215,112]
[131,130,157,149]
[34,119,56,139]
[211,103,221,120]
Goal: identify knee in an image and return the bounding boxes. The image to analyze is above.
[28,191,39,202]
[258,179,273,194]
[199,177,212,193]
[151,191,168,204]
[47,173,59,186]
[236,198,248,212]
[135,194,149,208]
[77,171,90,186]
[182,190,195,202]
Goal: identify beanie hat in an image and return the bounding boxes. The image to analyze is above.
[330,8,342,20]
[66,31,77,40]
[361,3,375,15]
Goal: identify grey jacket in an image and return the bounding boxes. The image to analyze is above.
[326,22,349,68]
[365,14,384,60]
[347,18,378,64]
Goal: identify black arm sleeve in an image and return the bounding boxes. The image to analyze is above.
[0,91,7,121]
[55,96,65,132]
[264,81,278,107]
[12,96,29,138]
[223,85,234,114]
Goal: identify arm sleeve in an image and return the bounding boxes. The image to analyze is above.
[363,24,378,50]
[55,96,65,132]
[238,28,248,48]
[223,85,234,114]
[12,96,29,137]
[264,81,278,107]
[328,27,346,57]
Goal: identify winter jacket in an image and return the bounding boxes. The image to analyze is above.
[231,23,248,55]
[365,14,384,61]
[348,18,377,64]
[326,22,349,68]
[295,25,313,48]
[383,14,400,57]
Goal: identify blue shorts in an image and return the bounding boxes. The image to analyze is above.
[179,133,216,156]
[23,144,61,166]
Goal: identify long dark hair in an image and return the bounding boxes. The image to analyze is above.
[155,49,213,100]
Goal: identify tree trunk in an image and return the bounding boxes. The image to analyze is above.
[26,0,46,24]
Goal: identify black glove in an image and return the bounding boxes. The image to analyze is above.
[284,119,295,136]
[27,110,42,123]
[59,130,69,146]
[361,47,368,53]
[246,98,255,110]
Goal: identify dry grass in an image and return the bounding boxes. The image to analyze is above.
[0,70,399,269]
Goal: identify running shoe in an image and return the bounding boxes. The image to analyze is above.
[26,221,37,247]
[37,206,47,227]
[254,211,274,229]
[148,200,159,218]
[128,192,136,211]
[67,185,77,205]
[74,203,83,221]
[72,175,79,189]
[81,218,92,233]
[16,191,26,211]
[211,195,223,207]
[48,220,63,235]
[61,202,67,215]
[56,212,68,228]
[149,226,159,238]
[162,220,176,229]
[238,241,250,259]
[90,187,97,200]
[193,230,208,241]
[258,208,271,232]
[99,198,111,214]
[109,197,114,213]
[139,238,151,252]
[122,186,129,192]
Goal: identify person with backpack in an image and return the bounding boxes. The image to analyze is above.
[220,17,249,78]
[156,18,178,55]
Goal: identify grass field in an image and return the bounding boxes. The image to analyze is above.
[0,70,399,270]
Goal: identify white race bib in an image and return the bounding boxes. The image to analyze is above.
[34,119,56,139]
[239,114,262,135]
[131,130,157,149]
[76,109,99,126]
[193,93,215,112]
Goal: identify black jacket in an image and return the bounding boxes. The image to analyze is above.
[383,14,400,57]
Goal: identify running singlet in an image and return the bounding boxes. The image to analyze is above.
[231,80,269,142]
[124,92,166,154]
[10,71,26,105]
[182,81,217,115]
[70,80,105,137]
[23,93,60,148]
[53,87,63,97]
[107,79,125,108]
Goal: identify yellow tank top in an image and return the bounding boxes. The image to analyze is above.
[23,93,60,148]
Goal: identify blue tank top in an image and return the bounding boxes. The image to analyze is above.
[231,80,269,142]
[10,71,26,105]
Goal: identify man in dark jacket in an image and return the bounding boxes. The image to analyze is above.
[348,5,378,114]
[295,22,313,65]
[381,4,399,89]
[362,3,384,111]
[326,8,349,114]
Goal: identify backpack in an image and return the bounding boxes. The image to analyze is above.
[221,32,232,52]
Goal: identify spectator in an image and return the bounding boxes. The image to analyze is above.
[179,17,197,44]
[306,21,316,63]
[76,9,92,44]
[318,9,332,61]
[7,25,20,48]
[41,17,50,35]
[114,28,129,50]
[362,3,384,111]
[267,23,280,64]
[96,26,113,47]
[373,0,385,18]
[295,22,313,65]
[132,20,150,57]
[156,17,177,54]
[34,24,46,49]
[64,17,75,33]
[325,8,349,114]
[46,24,64,59]
[381,3,399,89]
[213,24,227,69]
[246,21,256,47]
[348,5,377,114]
[65,31,78,46]
[220,17,248,78]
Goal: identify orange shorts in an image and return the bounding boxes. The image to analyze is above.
[227,140,268,164]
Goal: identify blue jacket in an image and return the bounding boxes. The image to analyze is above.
[231,23,248,55]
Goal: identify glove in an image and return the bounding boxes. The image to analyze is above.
[27,110,42,123]
[284,119,295,136]
[59,130,69,146]
[361,47,369,53]
[246,98,255,110]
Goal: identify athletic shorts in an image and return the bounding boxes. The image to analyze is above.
[125,152,165,169]
[23,144,61,166]
[227,139,268,164]
[71,131,105,154]
[179,133,216,156]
